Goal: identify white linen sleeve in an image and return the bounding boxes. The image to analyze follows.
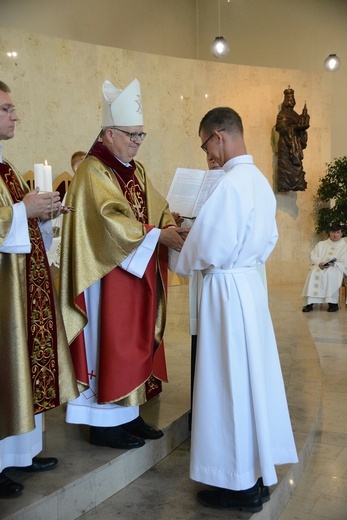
[259,221,279,263]
[0,202,30,253]
[38,219,54,252]
[310,243,321,265]
[168,248,181,273]
[120,227,161,278]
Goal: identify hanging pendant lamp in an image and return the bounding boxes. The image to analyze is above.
[324,54,341,72]
[210,0,230,59]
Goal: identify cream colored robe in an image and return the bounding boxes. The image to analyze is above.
[302,238,347,304]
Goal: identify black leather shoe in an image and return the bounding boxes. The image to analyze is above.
[122,416,164,440]
[256,477,270,502]
[302,304,314,312]
[197,486,263,513]
[0,472,23,498]
[90,425,145,449]
[17,456,58,472]
[327,303,339,312]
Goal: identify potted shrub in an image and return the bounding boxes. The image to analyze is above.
[316,156,347,235]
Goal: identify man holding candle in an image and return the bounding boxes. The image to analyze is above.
[0,80,79,498]
[60,78,187,449]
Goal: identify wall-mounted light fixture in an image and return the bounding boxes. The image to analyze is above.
[210,0,229,59]
[324,54,341,72]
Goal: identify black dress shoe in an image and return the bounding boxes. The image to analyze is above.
[256,477,270,502]
[0,472,23,498]
[197,485,263,513]
[302,304,314,312]
[122,416,164,440]
[90,425,145,449]
[327,303,339,312]
[17,456,58,472]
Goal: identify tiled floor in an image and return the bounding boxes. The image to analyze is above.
[279,286,347,520]
[81,284,347,520]
[3,283,347,519]
[0,282,192,520]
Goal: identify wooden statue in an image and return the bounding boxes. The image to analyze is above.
[275,87,310,191]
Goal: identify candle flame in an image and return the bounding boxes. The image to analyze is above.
[44,159,48,166]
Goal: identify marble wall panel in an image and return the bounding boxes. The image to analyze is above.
[0,26,332,285]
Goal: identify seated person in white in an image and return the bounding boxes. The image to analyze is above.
[302,222,347,312]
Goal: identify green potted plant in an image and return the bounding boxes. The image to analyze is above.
[316,156,347,235]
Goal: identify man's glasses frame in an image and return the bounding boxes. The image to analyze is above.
[0,104,17,116]
[111,127,147,143]
[200,128,225,153]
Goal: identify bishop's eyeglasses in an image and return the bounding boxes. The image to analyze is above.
[112,127,147,143]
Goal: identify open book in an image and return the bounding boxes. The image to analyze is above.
[166,167,225,219]
[322,257,336,267]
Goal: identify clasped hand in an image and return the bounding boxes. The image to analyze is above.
[23,188,70,221]
[159,226,190,252]
[318,262,332,270]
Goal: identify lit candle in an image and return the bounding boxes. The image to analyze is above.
[43,160,53,192]
[34,163,45,192]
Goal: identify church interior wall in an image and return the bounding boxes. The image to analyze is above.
[1,0,346,160]
[0,26,331,286]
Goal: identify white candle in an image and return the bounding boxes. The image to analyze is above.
[43,160,53,192]
[34,163,45,192]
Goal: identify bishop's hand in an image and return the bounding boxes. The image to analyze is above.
[159,226,190,252]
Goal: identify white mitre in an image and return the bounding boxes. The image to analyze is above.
[102,78,143,127]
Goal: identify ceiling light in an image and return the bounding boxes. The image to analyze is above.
[324,54,341,72]
[211,37,230,58]
[210,0,230,59]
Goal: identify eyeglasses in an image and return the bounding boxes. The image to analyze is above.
[200,128,225,153]
[112,127,147,143]
[0,105,17,116]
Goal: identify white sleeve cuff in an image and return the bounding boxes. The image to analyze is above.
[38,220,53,252]
[0,202,30,253]
[120,228,161,278]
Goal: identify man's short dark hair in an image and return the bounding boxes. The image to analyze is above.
[0,81,11,94]
[199,107,243,137]
[329,222,342,232]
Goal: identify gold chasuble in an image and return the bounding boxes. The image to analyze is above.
[0,160,78,441]
[60,142,175,406]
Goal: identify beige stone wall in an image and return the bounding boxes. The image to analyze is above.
[0,27,331,285]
